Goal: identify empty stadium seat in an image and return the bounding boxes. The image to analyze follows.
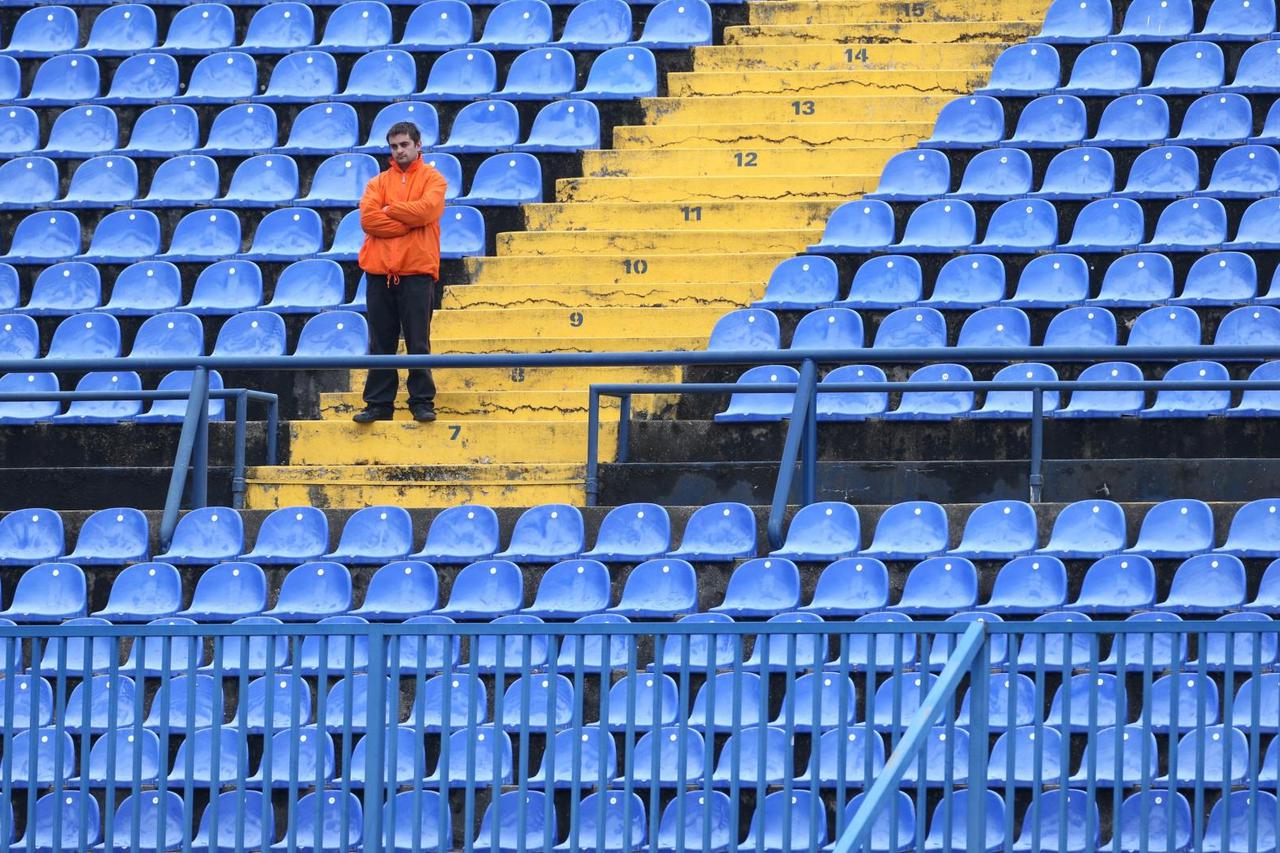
[98,52,179,104]
[182,260,262,315]
[582,502,670,562]
[238,2,313,53]
[924,255,1004,309]
[1060,197,1144,251]
[1012,789,1097,850]
[669,501,756,561]
[397,0,471,50]
[883,363,974,419]
[78,209,160,263]
[608,558,697,617]
[192,791,274,851]
[493,503,584,563]
[1201,145,1280,200]
[262,562,351,620]
[418,48,497,100]
[808,200,896,253]
[1197,612,1278,669]
[176,52,257,103]
[316,0,391,51]
[1202,0,1276,38]
[891,557,978,614]
[958,306,1031,348]
[574,47,658,99]
[1217,305,1280,347]
[920,95,1005,149]
[271,791,362,852]
[78,729,164,787]
[177,561,267,620]
[755,257,839,310]
[556,613,632,671]
[557,0,631,48]
[229,675,313,732]
[439,100,522,153]
[139,155,218,207]
[791,308,864,351]
[635,0,712,47]
[195,104,276,156]
[211,310,286,356]
[256,50,338,103]
[342,49,417,100]
[769,501,860,561]
[1004,94,1087,147]
[923,790,1005,851]
[0,560,85,620]
[802,557,889,615]
[519,559,609,618]
[1046,672,1126,730]
[322,505,413,565]
[0,372,59,423]
[1228,41,1280,93]
[1177,93,1253,146]
[207,617,289,675]
[5,7,80,56]
[90,561,181,622]
[1124,498,1214,558]
[411,504,499,564]
[1142,360,1232,417]
[386,615,459,673]
[458,153,542,205]
[709,557,800,617]
[1115,0,1193,39]
[435,559,523,618]
[128,313,204,360]
[1053,361,1145,417]
[978,43,1060,96]
[350,561,439,620]
[474,0,553,49]
[60,156,138,208]
[1202,792,1279,853]
[22,262,99,315]
[956,148,1034,201]
[873,307,948,349]
[815,364,890,420]
[1128,305,1201,348]
[529,728,616,788]
[61,506,148,565]
[980,199,1060,253]
[0,107,39,157]
[866,149,950,201]
[1090,94,1170,146]
[216,154,299,207]
[474,792,550,851]
[1218,499,1280,557]
[1143,41,1225,94]
[1011,254,1090,307]
[1032,146,1115,200]
[161,209,242,262]
[862,501,948,559]
[64,674,135,734]
[499,47,575,99]
[246,724,334,787]
[22,54,100,105]
[3,210,81,264]
[1013,611,1092,669]
[100,262,179,316]
[14,792,100,851]
[1142,197,1227,251]
[893,199,975,252]
[44,312,120,359]
[161,3,235,54]
[0,157,58,209]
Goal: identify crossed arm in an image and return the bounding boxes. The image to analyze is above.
[358,169,449,237]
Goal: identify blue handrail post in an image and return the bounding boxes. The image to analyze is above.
[802,360,818,505]
[362,625,388,853]
[586,388,600,507]
[966,635,990,852]
[1029,387,1045,503]
[617,393,632,464]
[158,365,210,550]
[767,358,818,550]
[191,367,210,510]
[232,391,248,510]
[266,396,279,465]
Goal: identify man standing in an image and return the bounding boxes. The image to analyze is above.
[352,121,450,424]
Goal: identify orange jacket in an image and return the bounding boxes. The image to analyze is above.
[357,157,449,280]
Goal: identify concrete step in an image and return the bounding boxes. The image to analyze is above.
[746,0,1050,25]
[495,228,820,256]
[582,146,900,177]
[464,252,791,284]
[434,305,725,341]
[443,280,762,310]
[613,121,929,149]
[666,68,983,96]
[427,334,711,353]
[245,464,588,508]
[285,420,617,465]
[555,173,875,202]
[723,22,1035,46]
[696,41,1009,68]
[640,94,949,125]
[522,200,839,231]
[319,389,660,422]
[346,365,683,393]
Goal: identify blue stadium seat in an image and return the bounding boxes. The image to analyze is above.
[1143,41,1225,94]
[435,559,523,618]
[262,562,351,620]
[1088,94,1169,146]
[669,501,756,561]
[556,613,632,671]
[192,792,273,851]
[79,729,164,786]
[0,316,39,361]
[62,506,148,565]
[411,504,500,564]
[182,260,262,315]
[1008,253,1089,307]
[808,200,896,253]
[521,559,609,617]
[873,307,947,349]
[239,208,323,262]
[1038,500,1127,558]
[458,153,542,205]
[626,726,704,785]
[530,728,616,788]
[977,43,1060,96]
[494,503,583,563]
[122,615,207,675]
[1115,0,1193,39]
[99,52,179,104]
[161,3,235,54]
[63,673,134,733]
[836,793,915,853]
[1046,672,1126,730]
[653,612,736,670]
[7,727,75,787]
[211,310,286,356]
[217,154,298,207]
[557,792,645,851]
[755,256,838,309]
[977,199,1058,253]
[1254,101,1280,146]
[228,675,313,732]
[300,155,379,207]
[205,616,288,675]
[3,210,81,264]
[608,558,697,617]
[40,105,118,158]
[499,672,575,729]
[815,365,889,421]
[499,47,575,99]
[142,672,222,730]
[1111,792,1192,852]
[743,611,827,671]
[582,502,670,562]
[161,209,241,263]
[1141,360,1232,417]
[1089,252,1173,306]
[91,561,181,622]
[5,7,80,57]
[1202,792,1279,853]
[1228,41,1280,93]
[516,99,601,152]
[418,48,497,100]
[1141,197,1227,251]
[1062,41,1143,93]
[248,725,334,786]
[741,790,828,850]
[256,50,338,103]
[866,149,950,201]
[891,557,978,614]
[923,789,1004,851]
[688,671,764,729]
[175,51,257,103]
[276,103,359,155]
[1067,724,1157,786]
[60,156,137,208]
[957,306,1030,348]
[773,669,856,730]
[45,312,121,359]
[924,254,1005,309]
[1219,499,1280,557]
[316,209,364,261]
[771,501,860,561]
[601,672,680,730]
[959,671,1035,727]
[1216,305,1280,346]
[474,0,553,49]
[952,501,1038,560]
[1053,361,1144,417]
[953,147,1033,201]
[557,0,631,48]
[0,372,59,423]
[438,100,521,152]
[239,3,313,53]
[342,49,416,100]
[294,311,364,357]
[474,792,551,852]
[81,4,156,53]
[386,614,459,673]
[21,54,100,105]
[349,727,424,788]
[803,558,889,615]
[1060,197,1144,251]
[1013,611,1093,669]
[22,262,100,315]
[138,369,229,423]
[196,104,276,155]
[1127,305,1201,348]
[397,0,471,50]
[351,560,439,619]
[919,95,1005,149]
[324,505,413,565]
[356,102,438,154]
[79,209,160,263]
[1201,0,1276,38]
[1011,789,1096,850]
[320,672,397,728]
[0,563,82,620]
[0,266,16,310]
[0,107,39,157]
[872,672,941,729]
[1232,675,1280,730]
[439,206,485,259]
[1159,724,1246,784]
[270,791,362,853]
[177,561,265,620]
[316,1,391,51]
[790,307,863,350]
[1125,498,1214,558]
[574,47,658,99]
[1003,94,1087,147]
[1157,553,1246,613]
[711,557,800,617]
[14,792,100,851]
[36,615,114,674]
[1176,93,1253,146]
[882,363,974,419]
[1064,550,1157,612]
[126,312,202,359]
[798,726,885,788]
[1200,144,1280,199]
[1031,146,1115,199]
[892,199,975,252]
[862,501,948,559]
[420,726,509,783]
[1229,361,1280,417]
[0,157,58,209]
[635,0,712,47]
[1146,672,1219,731]
[264,260,345,313]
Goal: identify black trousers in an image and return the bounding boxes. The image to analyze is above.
[362,273,436,408]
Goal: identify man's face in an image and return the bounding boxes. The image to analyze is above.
[388,132,421,167]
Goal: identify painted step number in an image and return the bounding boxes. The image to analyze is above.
[448,425,461,440]
[791,100,816,116]
[734,152,758,167]
[623,259,648,274]
[845,48,869,63]
[569,312,584,327]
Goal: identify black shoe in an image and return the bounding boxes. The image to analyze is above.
[352,407,393,424]
[410,404,437,423]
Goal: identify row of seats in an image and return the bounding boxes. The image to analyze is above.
[718,359,1280,420]
[711,305,1280,352]
[6,497,1279,569]
[758,251,1280,311]
[0,204,482,266]
[0,45,657,107]
[924,92,1273,151]
[1035,0,1274,42]
[811,194,1280,256]
[1,100,598,160]
[0,0,710,57]
[872,144,1280,204]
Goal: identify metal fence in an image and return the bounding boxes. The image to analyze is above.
[1,618,1277,852]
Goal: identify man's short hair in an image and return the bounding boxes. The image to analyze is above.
[386,121,421,144]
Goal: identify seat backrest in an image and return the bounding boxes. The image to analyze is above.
[845,255,922,306]
[1010,95,1087,143]
[815,199,896,251]
[184,51,256,100]
[1038,146,1114,195]
[1065,41,1143,89]
[467,153,541,201]
[1178,93,1252,140]
[873,149,950,196]
[986,42,1060,91]
[264,50,337,97]
[85,3,156,51]
[1182,251,1257,301]
[47,313,120,359]
[163,3,235,51]
[1095,93,1169,140]
[982,199,1057,249]
[1149,197,1226,245]
[28,262,101,311]
[1096,252,1174,303]
[364,102,438,148]
[1207,144,1280,193]
[958,307,1030,348]
[1128,305,1201,347]
[503,47,576,94]
[9,6,80,53]
[295,311,367,357]
[46,105,118,154]
[560,0,631,44]
[790,307,863,349]
[212,310,286,356]
[898,199,975,247]
[927,95,1004,145]
[1119,0,1193,35]
[424,48,497,95]
[320,0,392,47]
[246,207,324,257]
[580,46,657,96]
[958,147,1033,196]
[478,0,552,44]
[760,256,839,307]
[1149,40,1224,88]
[307,154,379,203]
[400,0,472,47]
[166,208,242,258]
[0,108,40,157]
[127,105,200,156]
[346,49,416,96]
[223,154,298,202]
[129,312,204,358]
[445,100,521,148]
[188,260,263,310]
[203,103,276,151]
[0,158,58,206]
[707,308,780,350]
[282,102,358,150]
[1013,253,1088,303]
[873,307,947,349]
[243,2,313,48]
[105,52,179,100]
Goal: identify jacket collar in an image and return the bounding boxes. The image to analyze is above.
[390,155,424,175]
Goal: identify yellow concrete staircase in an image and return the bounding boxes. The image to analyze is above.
[244,0,1045,509]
